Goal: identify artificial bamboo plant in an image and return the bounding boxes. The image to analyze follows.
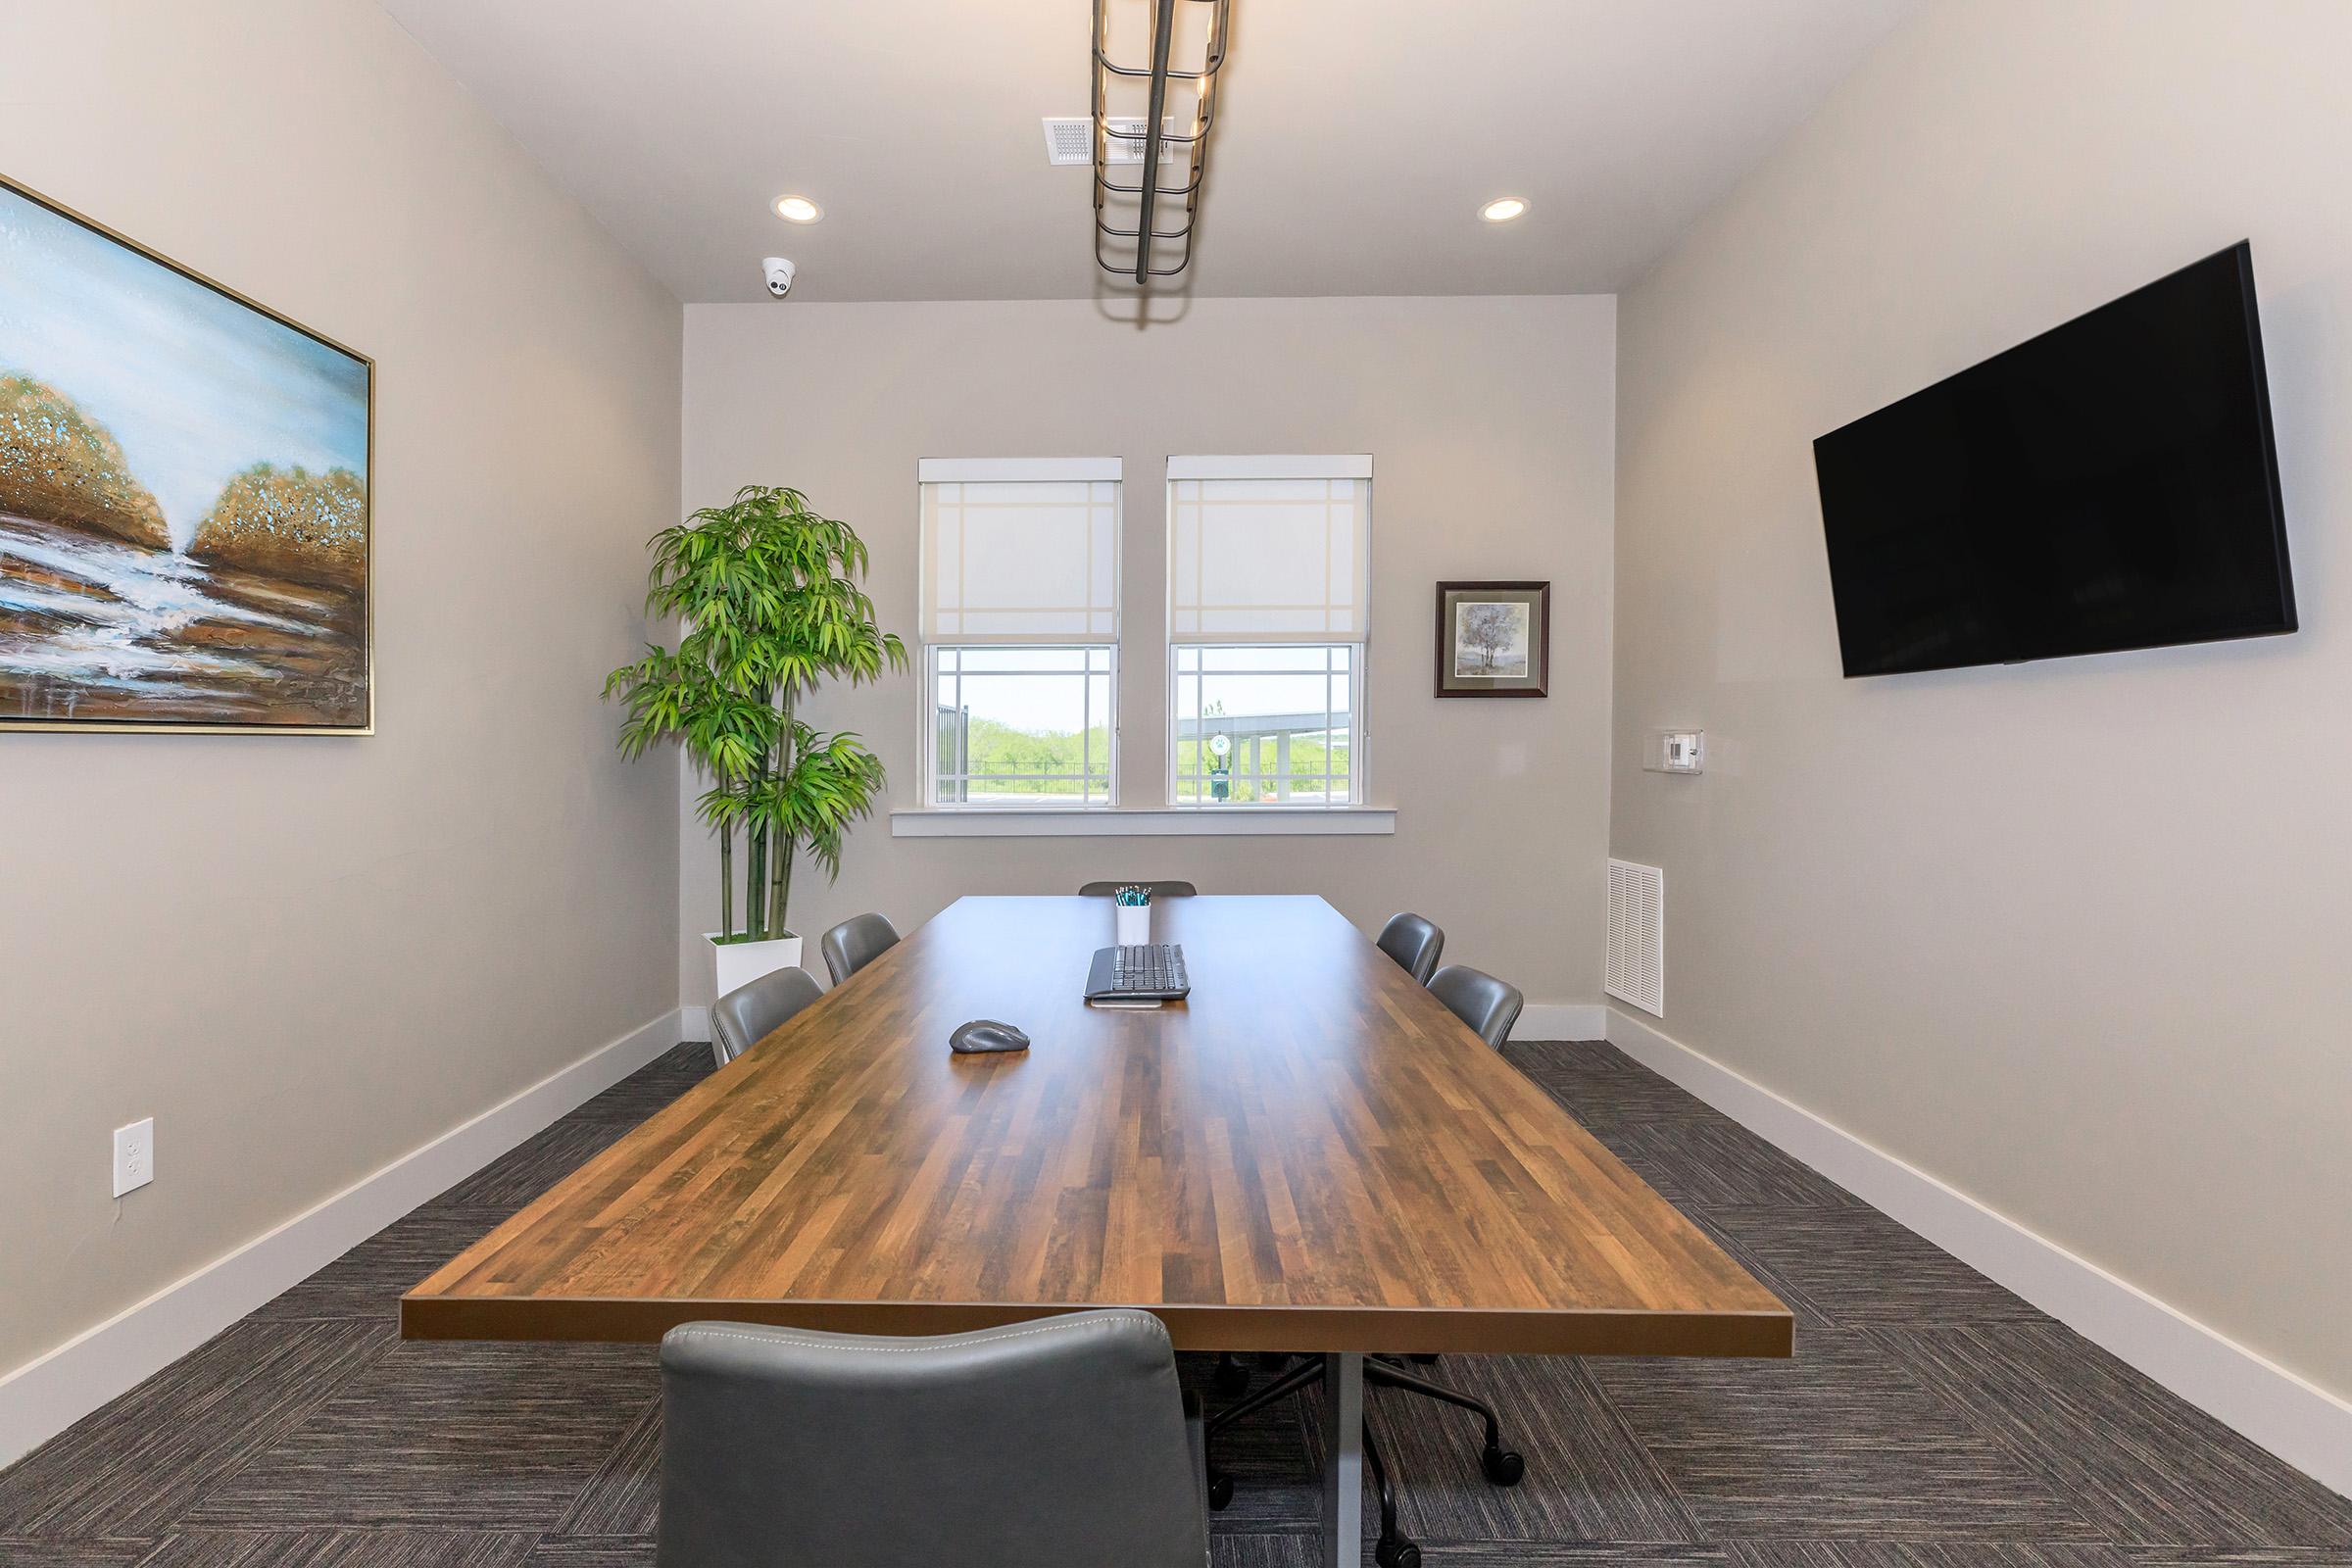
[605,485,906,944]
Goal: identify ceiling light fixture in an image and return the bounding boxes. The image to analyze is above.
[1480,197,1530,223]
[1094,0,1230,286]
[773,195,822,223]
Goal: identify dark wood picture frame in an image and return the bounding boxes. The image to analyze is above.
[1434,580,1550,698]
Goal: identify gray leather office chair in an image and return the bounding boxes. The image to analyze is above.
[709,964,824,1068]
[1375,912,1446,985]
[659,1311,1209,1568]
[1078,880,1199,898]
[820,911,901,985]
[1428,963,1525,1050]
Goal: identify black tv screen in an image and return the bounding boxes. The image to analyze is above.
[1813,242,2294,677]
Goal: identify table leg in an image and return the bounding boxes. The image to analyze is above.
[1320,1351,1363,1567]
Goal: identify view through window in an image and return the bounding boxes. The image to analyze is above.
[930,645,1114,806]
[1170,644,1356,805]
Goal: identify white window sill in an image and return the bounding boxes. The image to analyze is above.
[890,808,1396,838]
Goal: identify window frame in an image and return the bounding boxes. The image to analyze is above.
[1163,455,1372,810]
[922,642,1119,810]
[1165,642,1364,808]
[914,457,1124,813]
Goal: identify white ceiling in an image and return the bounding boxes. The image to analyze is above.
[378,0,1924,305]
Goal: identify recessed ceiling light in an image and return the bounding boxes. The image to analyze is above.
[1480,197,1529,223]
[773,195,822,223]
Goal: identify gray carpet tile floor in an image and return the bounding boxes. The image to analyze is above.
[3,1039,2347,1567]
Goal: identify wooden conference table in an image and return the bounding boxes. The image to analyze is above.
[405,895,1789,1565]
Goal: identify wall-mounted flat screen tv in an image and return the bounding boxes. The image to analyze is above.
[1813,242,2294,677]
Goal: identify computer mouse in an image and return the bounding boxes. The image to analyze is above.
[950,1019,1031,1054]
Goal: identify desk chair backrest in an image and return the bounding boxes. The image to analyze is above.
[709,964,823,1067]
[1376,912,1446,985]
[1078,880,1199,899]
[1428,963,1524,1051]
[820,912,901,985]
[658,1311,1208,1568]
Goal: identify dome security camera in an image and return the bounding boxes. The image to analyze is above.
[762,257,797,298]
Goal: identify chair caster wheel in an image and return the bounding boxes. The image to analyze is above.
[1375,1537,1422,1568]
[1482,1445,1526,1486]
[1207,1471,1234,1511]
[1211,1357,1251,1397]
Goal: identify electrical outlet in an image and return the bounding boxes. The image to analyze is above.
[113,1118,154,1198]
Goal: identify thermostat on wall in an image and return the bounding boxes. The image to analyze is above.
[1645,730,1704,774]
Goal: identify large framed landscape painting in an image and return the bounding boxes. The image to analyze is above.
[0,173,370,733]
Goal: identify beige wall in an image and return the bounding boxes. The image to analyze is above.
[0,1,681,1375]
[679,295,1615,1010]
[1612,0,2352,1399]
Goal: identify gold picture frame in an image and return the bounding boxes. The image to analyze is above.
[0,171,374,734]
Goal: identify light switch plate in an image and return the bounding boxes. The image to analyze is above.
[113,1117,154,1198]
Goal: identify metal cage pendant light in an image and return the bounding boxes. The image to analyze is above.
[1093,0,1230,284]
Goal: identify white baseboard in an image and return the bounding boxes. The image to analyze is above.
[1512,1003,1608,1042]
[680,1004,709,1042]
[0,1006,689,1470]
[1601,1006,2352,1500]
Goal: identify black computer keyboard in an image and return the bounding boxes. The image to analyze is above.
[1085,942,1192,1002]
[1110,943,1188,994]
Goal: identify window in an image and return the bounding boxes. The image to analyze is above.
[1166,456,1370,807]
[1171,644,1354,804]
[917,459,1119,808]
[931,645,1114,805]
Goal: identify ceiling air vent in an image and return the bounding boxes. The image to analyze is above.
[1605,858,1666,1017]
[1041,116,1183,167]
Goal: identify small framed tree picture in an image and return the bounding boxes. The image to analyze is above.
[1435,580,1549,698]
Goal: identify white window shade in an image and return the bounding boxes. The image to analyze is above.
[919,468,1119,643]
[1168,461,1371,644]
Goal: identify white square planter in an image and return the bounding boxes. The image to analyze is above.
[708,931,804,999]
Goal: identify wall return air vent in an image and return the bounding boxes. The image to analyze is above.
[1606,858,1666,1017]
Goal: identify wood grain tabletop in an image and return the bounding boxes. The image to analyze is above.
[402,895,1790,1357]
